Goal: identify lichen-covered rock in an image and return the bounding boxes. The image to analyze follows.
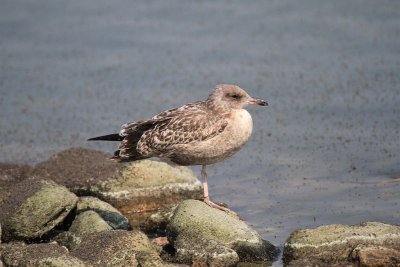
[0,242,88,267]
[71,230,171,267]
[167,200,278,266]
[284,222,400,265]
[33,148,202,226]
[76,196,130,230]
[0,179,78,241]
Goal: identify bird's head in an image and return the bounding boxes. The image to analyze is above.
[207,84,268,111]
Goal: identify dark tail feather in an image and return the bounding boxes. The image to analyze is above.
[88,133,123,141]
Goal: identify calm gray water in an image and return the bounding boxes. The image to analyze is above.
[1,0,399,247]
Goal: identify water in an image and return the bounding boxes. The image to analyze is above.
[1,0,399,252]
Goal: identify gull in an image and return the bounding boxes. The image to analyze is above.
[88,84,268,212]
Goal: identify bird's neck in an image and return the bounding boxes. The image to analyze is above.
[206,99,230,113]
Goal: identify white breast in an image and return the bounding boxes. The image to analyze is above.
[229,109,253,145]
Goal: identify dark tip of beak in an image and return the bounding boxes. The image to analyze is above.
[251,98,268,106]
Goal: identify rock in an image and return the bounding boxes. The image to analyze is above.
[55,210,112,249]
[284,222,400,265]
[167,200,279,266]
[175,237,240,266]
[53,231,82,251]
[33,148,202,226]
[53,208,122,249]
[351,245,400,267]
[76,196,130,230]
[143,204,177,233]
[0,163,33,187]
[71,230,173,267]
[0,179,78,241]
[0,242,88,267]
[0,163,33,205]
[69,210,112,235]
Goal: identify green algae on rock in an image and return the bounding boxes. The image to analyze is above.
[0,179,78,241]
[284,221,400,265]
[167,200,279,265]
[71,230,173,267]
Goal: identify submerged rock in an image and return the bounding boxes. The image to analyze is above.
[284,221,400,265]
[0,179,78,241]
[33,148,202,226]
[0,242,87,267]
[71,230,173,267]
[76,196,130,230]
[167,200,279,266]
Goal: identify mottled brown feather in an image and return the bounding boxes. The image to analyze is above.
[116,102,228,160]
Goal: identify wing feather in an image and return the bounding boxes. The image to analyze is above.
[136,103,228,156]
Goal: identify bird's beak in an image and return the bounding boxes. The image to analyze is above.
[249,98,268,106]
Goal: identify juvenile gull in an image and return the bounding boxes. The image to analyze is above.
[88,84,268,211]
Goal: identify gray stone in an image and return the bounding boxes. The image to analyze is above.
[33,148,202,227]
[71,230,170,267]
[284,221,400,265]
[0,242,88,267]
[167,200,278,265]
[0,179,78,241]
[76,196,130,230]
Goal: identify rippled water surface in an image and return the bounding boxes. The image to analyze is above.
[1,0,399,248]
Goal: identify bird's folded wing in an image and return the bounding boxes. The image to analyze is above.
[137,111,228,155]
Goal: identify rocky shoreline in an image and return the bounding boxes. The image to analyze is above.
[0,148,399,266]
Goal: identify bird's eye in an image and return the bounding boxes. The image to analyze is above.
[231,94,240,99]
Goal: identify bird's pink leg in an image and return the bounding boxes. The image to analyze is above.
[201,165,236,215]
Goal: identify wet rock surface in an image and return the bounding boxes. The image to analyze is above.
[0,178,78,241]
[284,221,400,266]
[70,230,169,267]
[0,242,87,267]
[167,200,279,265]
[33,148,202,226]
